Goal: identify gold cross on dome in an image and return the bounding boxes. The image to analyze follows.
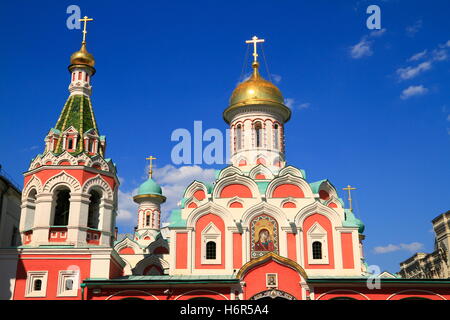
[343,185,357,211]
[79,16,94,44]
[246,36,265,63]
[146,156,157,178]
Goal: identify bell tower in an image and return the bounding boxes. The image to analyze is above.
[19,17,119,248]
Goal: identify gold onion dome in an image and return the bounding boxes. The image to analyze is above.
[70,42,95,68]
[224,61,291,123]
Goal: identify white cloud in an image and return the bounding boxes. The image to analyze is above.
[350,37,373,59]
[153,165,217,221]
[370,28,387,38]
[116,188,138,223]
[406,19,423,37]
[400,85,428,100]
[396,61,432,80]
[373,242,424,254]
[432,49,448,62]
[349,28,387,59]
[408,50,427,62]
[272,74,282,83]
[284,98,311,110]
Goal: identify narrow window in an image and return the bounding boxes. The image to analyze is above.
[72,73,75,81]
[67,139,73,150]
[34,279,42,291]
[78,72,82,80]
[54,189,71,226]
[312,241,322,259]
[87,190,101,229]
[236,124,242,150]
[85,73,88,81]
[206,241,216,260]
[146,214,151,226]
[65,279,73,291]
[255,122,262,147]
[274,124,279,149]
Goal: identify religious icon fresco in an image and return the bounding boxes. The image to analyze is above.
[250,214,279,258]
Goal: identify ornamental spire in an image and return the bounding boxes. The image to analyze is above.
[146,155,157,178]
[79,16,94,45]
[343,185,357,212]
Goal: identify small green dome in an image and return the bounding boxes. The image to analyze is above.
[343,209,365,234]
[137,178,162,196]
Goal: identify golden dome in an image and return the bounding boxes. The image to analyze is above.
[70,42,95,68]
[224,62,291,123]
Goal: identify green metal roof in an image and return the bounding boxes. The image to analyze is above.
[169,209,186,227]
[54,94,99,154]
[137,177,163,196]
[256,181,270,195]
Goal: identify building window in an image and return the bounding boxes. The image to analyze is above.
[312,241,322,259]
[236,124,242,150]
[201,222,221,264]
[57,270,79,297]
[274,124,279,150]
[254,122,263,148]
[78,72,82,80]
[87,190,102,229]
[146,213,151,226]
[206,241,216,260]
[307,223,329,264]
[67,138,74,150]
[53,188,71,226]
[25,271,48,298]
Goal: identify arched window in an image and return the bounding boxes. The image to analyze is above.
[206,241,216,260]
[34,279,42,291]
[236,124,242,150]
[53,189,71,226]
[312,241,322,259]
[78,72,82,80]
[254,122,263,147]
[87,190,102,229]
[146,213,151,226]
[24,189,37,230]
[274,124,279,149]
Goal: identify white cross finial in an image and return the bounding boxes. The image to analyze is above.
[245,36,265,63]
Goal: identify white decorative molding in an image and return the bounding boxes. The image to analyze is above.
[42,171,81,193]
[82,175,114,200]
[266,174,314,199]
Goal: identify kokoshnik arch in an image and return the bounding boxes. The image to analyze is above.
[1,19,450,301]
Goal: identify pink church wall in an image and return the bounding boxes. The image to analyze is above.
[176,233,188,269]
[233,233,242,269]
[195,214,225,269]
[341,233,354,269]
[220,184,252,198]
[287,233,297,261]
[272,184,304,198]
[242,260,302,300]
[303,214,335,269]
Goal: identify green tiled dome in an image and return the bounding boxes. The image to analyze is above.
[137,178,162,196]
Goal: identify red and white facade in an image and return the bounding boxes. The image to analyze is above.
[1,35,450,301]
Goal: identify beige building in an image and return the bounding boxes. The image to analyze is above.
[399,211,450,279]
[0,169,22,247]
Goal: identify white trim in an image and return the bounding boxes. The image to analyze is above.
[174,289,229,300]
[201,222,222,265]
[25,271,48,298]
[57,270,79,297]
[315,289,370,300]
[386,289,447,300]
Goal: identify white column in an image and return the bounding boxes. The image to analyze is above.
[32,193,54,245]
[67,192,90,245]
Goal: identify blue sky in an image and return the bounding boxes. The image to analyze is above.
[0,0,449,273]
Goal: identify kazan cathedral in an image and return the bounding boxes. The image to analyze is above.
[1,23,450,301]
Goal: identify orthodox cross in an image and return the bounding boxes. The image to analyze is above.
[246,36,265,63]
[146,156,156,178]
[79,16,94,44]
[343,185,357,211]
